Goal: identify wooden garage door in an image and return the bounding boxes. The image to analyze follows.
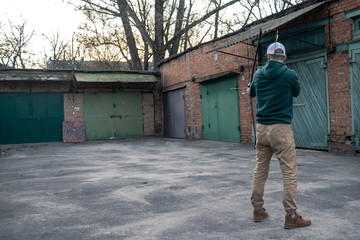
[0,92,64,144]
[164,88,186,138]
[287,57,329,150]
[201,76,240,142]
[84,92,143,140]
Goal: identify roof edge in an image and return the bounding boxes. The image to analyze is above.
[0,68,161,76]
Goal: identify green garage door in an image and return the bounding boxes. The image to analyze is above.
[0,92,64,144]
[201,76,240,142]
[84,92,143,140]
[287,57,329,150]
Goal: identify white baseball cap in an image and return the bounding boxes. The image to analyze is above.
[267,42,286,56]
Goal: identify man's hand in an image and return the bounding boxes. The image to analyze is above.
[246,87,250,95]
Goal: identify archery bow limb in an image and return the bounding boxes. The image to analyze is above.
[249,28,262,147]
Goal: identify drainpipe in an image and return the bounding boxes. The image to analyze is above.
[187,52,194,139]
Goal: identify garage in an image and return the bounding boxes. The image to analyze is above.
[0,69,160,144]
[200,74,240,142]
[84,92,143,140]
[0,92,64,144]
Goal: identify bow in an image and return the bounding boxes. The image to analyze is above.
[249,28,262,147]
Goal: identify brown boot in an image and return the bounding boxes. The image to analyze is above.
[253,208,268,222]
[284,212,311,229]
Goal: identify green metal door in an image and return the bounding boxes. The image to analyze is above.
[84,92,143,140]
[112,92,143,137]
[351,50,360,151]
[201,76,240,142]
[287,57,329,150]
[0,92,64,144]
[202,85,219,139]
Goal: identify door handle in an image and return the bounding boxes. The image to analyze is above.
[293,104,306,107]
[110,115,122,119]
[26,117,40,121]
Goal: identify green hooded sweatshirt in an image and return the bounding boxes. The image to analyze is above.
[249,60,301,125]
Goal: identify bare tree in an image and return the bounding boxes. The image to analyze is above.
[76,10,136,69]
[0,20,34,69]
[43,32,71,62]
[204,0,305,38]
[71,0,305,70]
[209,0,222,40]
[41,30,87,69]
[237,0,303,25]
[73,0,242,70]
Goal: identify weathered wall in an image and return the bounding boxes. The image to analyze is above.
[326,0,359,152]
[64,93,84,122]
[143,93,155,136]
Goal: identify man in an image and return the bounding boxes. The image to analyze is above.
[248,42,311,229]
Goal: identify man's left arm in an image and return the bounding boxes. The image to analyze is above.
[248,72,258,97]
[292,72,301,97]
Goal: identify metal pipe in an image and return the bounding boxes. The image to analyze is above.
[328,8,332,44]
[187,52,194,139]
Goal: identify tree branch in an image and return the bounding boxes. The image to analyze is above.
[166,0,239,49]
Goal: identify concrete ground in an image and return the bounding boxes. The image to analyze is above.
[0,137,359,240]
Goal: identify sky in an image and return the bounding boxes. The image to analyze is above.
[1,0,245,66]
[0,0,85,60]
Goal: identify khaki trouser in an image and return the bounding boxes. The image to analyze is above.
[251,123,298,215]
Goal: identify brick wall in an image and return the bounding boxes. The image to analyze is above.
[64,93,83,121]
[239,66,256,143]
[326,0,360,152]
[63,93,85,143]
[143,93,155,136]
[152,84,163,136]
[161,41,257,140]
[160,0,360,152]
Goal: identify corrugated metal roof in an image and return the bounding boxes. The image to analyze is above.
[75,72,158,83]
[208,1,326,53]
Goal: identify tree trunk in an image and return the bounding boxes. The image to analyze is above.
[214,11,219,39]
[183,0,195,51]
[144,41,149,70]
[117,0,143,70]
[154,0,165,69]
[169,0,185,56]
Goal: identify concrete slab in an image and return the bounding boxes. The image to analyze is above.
[0,137,359,240]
